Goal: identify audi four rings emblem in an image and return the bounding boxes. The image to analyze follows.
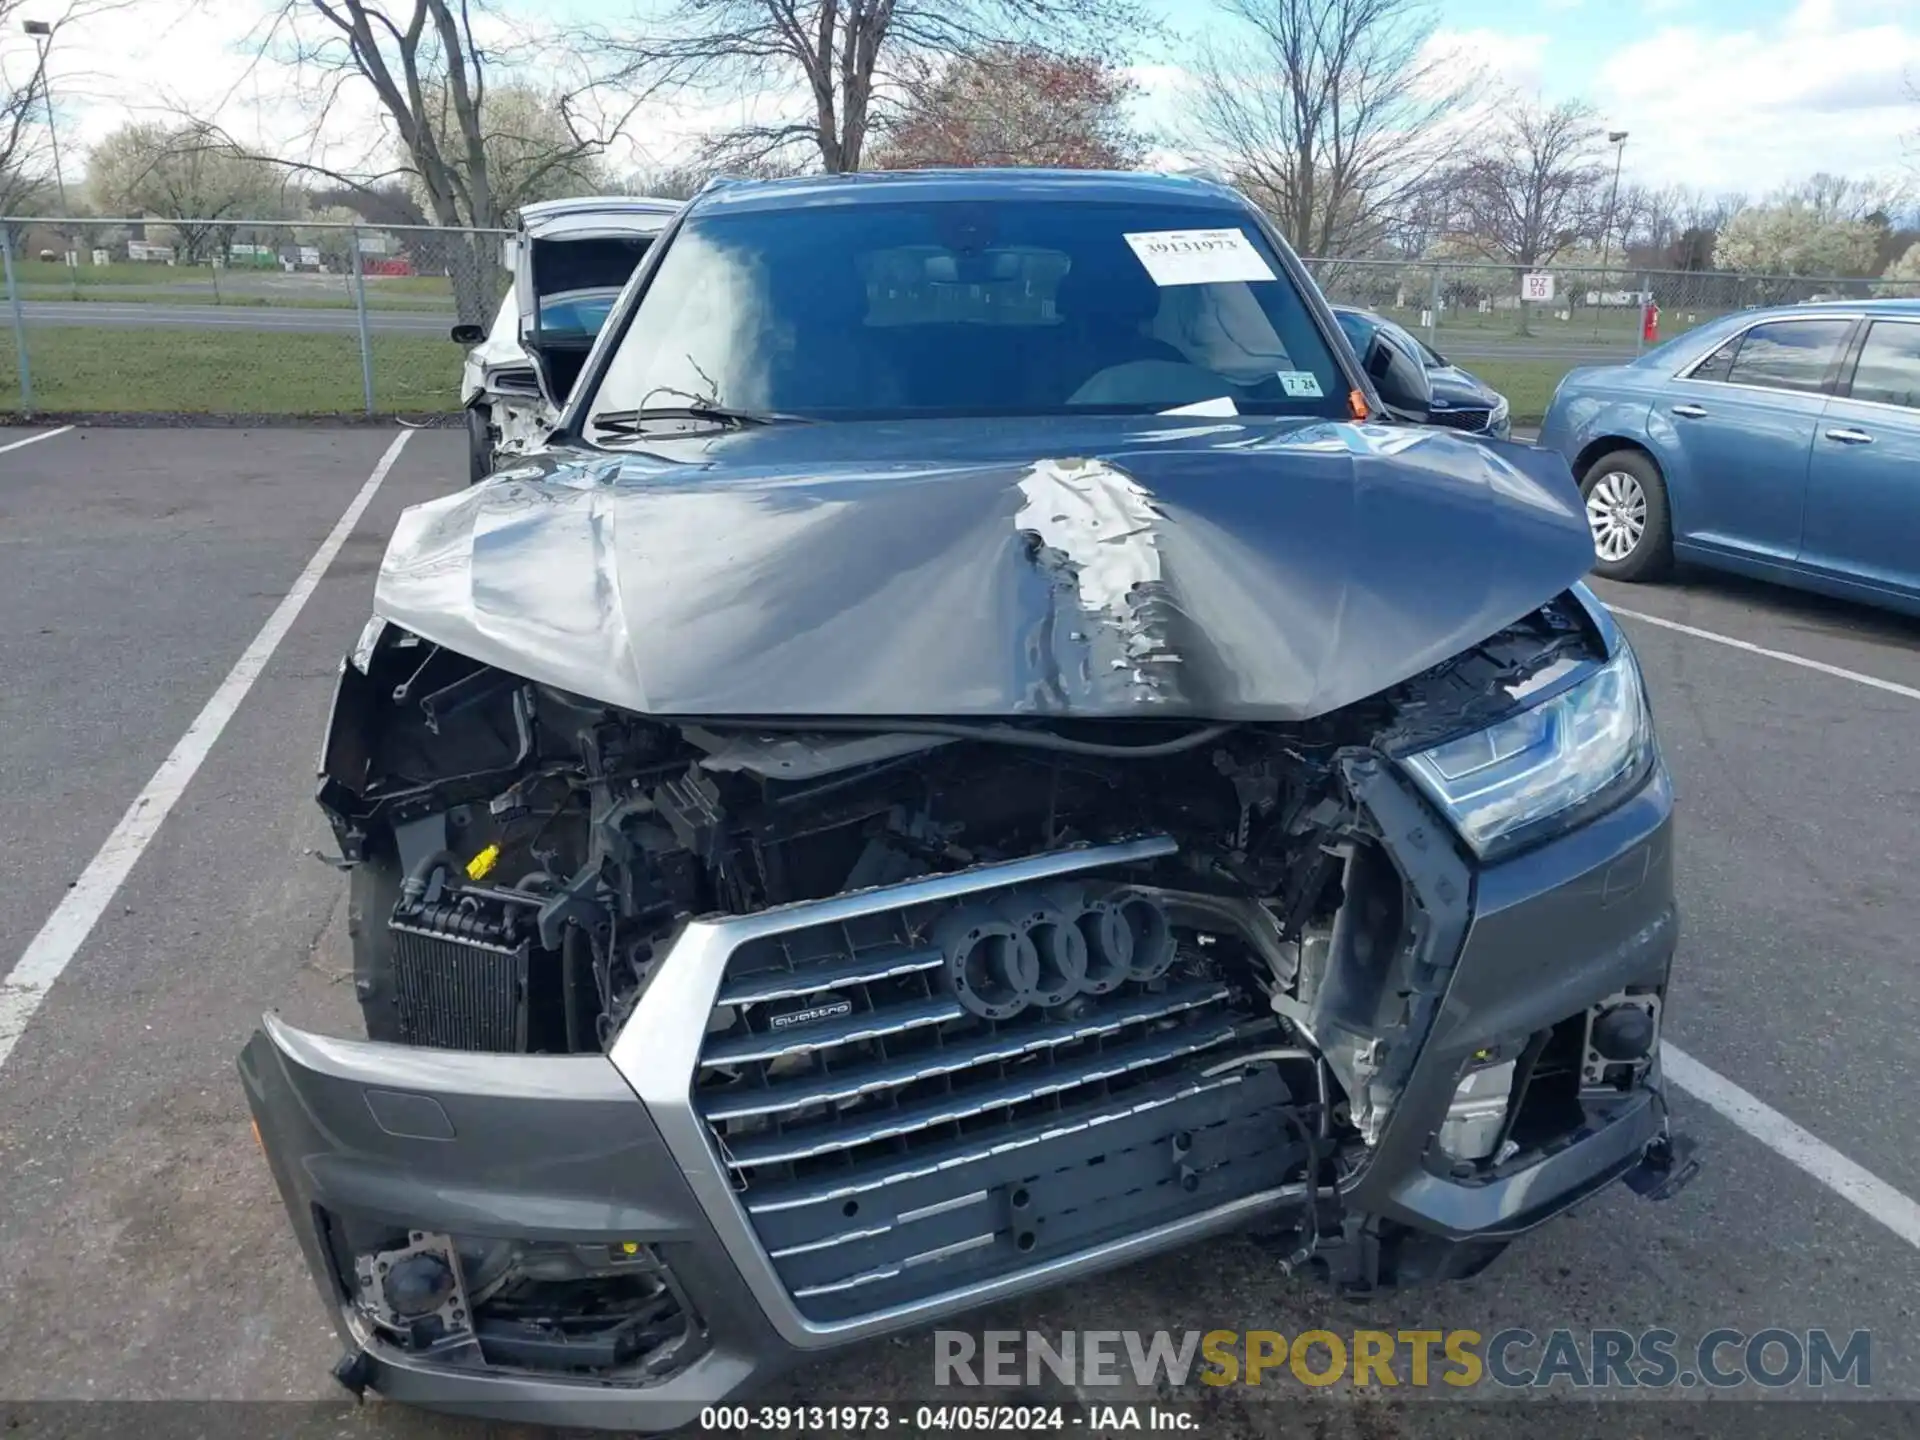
[932,883,1177,1020]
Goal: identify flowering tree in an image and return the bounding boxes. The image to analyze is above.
[1878,240,1920,295]
[1714,206,1880,278]
[869,46,1145,170]
[86,122,290,261]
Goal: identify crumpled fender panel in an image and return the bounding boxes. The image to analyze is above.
[375,419,1592,721]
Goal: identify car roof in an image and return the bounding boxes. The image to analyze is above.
[685,167,1252,216]
[517,195,682,239]
[1743,297,1920,320]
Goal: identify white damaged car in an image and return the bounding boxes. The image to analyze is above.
[453,195,681,482]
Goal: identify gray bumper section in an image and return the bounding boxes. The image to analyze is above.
[242,770,1679,1427]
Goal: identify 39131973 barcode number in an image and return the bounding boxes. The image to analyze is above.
[698,1404,1069,1431]
[699,1405,893,1431]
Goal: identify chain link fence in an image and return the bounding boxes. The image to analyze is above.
[0,216,1916,421]
[1304,257,1920,352]
[0,216,510,418]
[1301,257,1920,420]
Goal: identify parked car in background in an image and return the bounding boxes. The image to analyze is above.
[247,168,1686,1430]
[1541,299,1920,615]
[453,196,681,483]
[1332,305,1511,438]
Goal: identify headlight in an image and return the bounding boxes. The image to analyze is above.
[349,615,387,673]
[1487,394,1510,429]
[1402,647,1654,856]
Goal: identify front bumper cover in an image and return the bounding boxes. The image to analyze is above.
[243,763,1679,1428]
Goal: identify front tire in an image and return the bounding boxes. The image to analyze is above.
[1580,449,1673,582]
[466,404,495,486]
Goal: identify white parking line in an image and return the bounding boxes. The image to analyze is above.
[1610,604,1920,703]
[0,426,74,455]
[0,429,411,1073]
[1663,1044,1920,1250]
[1618,603,1920,1249]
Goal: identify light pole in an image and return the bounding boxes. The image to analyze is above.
[1599,129,1629,303]
[22,18,70,262]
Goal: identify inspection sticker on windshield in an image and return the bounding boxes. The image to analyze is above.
[1123,228,1276,286]
[1278,371,1323,397]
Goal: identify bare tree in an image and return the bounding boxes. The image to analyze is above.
[0,0,56,226]
[1782,171,1912,226]
[625,155,807,201]
[311,179,430,228]
[224,1,653,320]
[1663,186,1747,271]
[610,0,1151,175]
[1447,99,1606,332]
[625,163,712,201]
[1183,0,1476,259]
[0,1,132,229]
[1609,182,1672,266]
[1453,98,1605,268]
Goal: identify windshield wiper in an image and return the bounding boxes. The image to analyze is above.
[590,403,809,439]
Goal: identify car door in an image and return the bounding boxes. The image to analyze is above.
[1656,316,1856,563]
[1800,318,1920,594]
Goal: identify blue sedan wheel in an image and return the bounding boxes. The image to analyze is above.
[1579,449,1674,582]
[1588,470,1646,561]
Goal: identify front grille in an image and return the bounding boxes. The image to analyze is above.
[1429,407,1493,432]
[691,849,1309,1322]
[389,918,528,1051]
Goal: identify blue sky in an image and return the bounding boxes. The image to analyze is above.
[1133,0,1919,194]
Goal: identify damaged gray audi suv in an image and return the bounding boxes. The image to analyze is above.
[242,169,1690,1428]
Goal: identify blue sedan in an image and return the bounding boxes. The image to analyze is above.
[1332,306,1511,438]
[1540,299,1920,614]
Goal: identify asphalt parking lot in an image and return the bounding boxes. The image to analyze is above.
[2,425,1919,1438]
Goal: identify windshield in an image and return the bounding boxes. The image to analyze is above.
[538,288,622,341]
[583,197,1350,436]
[533,235,656,343]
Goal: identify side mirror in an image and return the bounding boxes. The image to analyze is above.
[1362,328,1433,421]
[450,323,485,345]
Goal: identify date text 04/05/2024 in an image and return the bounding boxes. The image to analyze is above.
[698,1405,1196,1431]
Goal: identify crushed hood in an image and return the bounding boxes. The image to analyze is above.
[374,417,1594,722]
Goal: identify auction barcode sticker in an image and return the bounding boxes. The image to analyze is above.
[1123,228,1277,287]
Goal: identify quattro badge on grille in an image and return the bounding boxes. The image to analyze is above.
[769,995,854,1031]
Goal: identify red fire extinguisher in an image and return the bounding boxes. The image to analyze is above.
[1642,300,1660,344]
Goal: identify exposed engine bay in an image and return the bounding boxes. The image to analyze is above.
[325,595,1599,1055]
[312,590,1650,1345]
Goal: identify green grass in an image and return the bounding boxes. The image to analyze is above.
[0,321,1586,425]
[11,258,237,286]
[0,325,462,414]
[9,259,460,310]
[15,287,457,312]
[1462,359,1573,426]
[13,258,455,293]
[1355,303,1728,351]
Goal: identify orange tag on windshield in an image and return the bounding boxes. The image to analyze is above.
[1348,389,1370,422]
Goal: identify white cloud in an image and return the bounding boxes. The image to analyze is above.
[1418,28,1550,97]
[1595,10,1920,192]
